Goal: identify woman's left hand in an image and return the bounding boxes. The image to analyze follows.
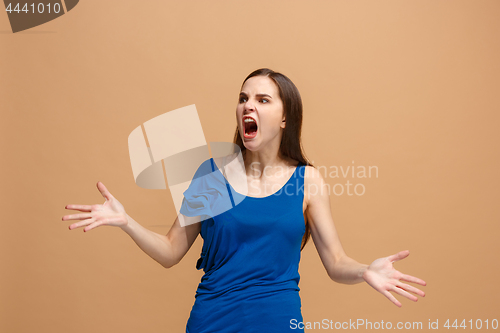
[362,250,426,307]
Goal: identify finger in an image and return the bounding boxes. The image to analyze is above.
[83,216,124,232]
[400,273,427,286]
[381,290,402,307]
[387,250,410,263]
[65,204,93,212]
[391,285,418,302]
[396,281,425,297]
[62,213,92,221]
[83,220,102,232]
[69,218,95,230]
[97,181,114,201]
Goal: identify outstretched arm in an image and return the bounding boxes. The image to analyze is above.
[304,167,426,307]
[63,181,200,268]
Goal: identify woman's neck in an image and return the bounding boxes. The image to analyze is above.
[242,149,294,179]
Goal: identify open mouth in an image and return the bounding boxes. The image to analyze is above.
[243,116,258,139]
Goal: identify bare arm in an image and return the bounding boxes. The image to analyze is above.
[304,166,368,284]
[304,167,426,306]
[63,181,200,269]
[121,213,200,268]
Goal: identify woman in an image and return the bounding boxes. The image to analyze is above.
[63,68,426,332]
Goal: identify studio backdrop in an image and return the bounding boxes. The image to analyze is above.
[1,1,499,332]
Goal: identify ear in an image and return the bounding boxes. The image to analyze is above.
[281,116,286,129]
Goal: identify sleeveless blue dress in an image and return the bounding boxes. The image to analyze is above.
[180,157,306,333]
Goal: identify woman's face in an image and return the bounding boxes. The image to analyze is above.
[236,75,285,152]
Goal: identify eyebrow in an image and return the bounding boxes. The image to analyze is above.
[239,92,273,99]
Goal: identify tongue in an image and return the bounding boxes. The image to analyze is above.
[245,122,258,134]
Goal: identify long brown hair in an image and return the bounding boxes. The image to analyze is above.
[233,68,314,250]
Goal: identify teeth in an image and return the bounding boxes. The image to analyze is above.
[244,118,256,123]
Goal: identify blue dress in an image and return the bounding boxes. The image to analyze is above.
[180,157,306,333]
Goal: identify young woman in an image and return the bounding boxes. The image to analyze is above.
[63,68,426,332]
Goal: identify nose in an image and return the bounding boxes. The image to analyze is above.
[244,99,255,111]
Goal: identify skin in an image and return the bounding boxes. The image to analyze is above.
[62,75,426,307]
[236,75,300,197]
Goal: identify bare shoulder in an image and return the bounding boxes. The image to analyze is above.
[304,165,324,184]
[303,165,329,209]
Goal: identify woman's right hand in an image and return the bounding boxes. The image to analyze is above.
[63,181,128,232]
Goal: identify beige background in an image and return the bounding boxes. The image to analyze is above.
[1,1,499,332]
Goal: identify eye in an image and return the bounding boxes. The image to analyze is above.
[260,98,269,103]
[239,96,247,103]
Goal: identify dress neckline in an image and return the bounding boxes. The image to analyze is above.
[212,158,302,199]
